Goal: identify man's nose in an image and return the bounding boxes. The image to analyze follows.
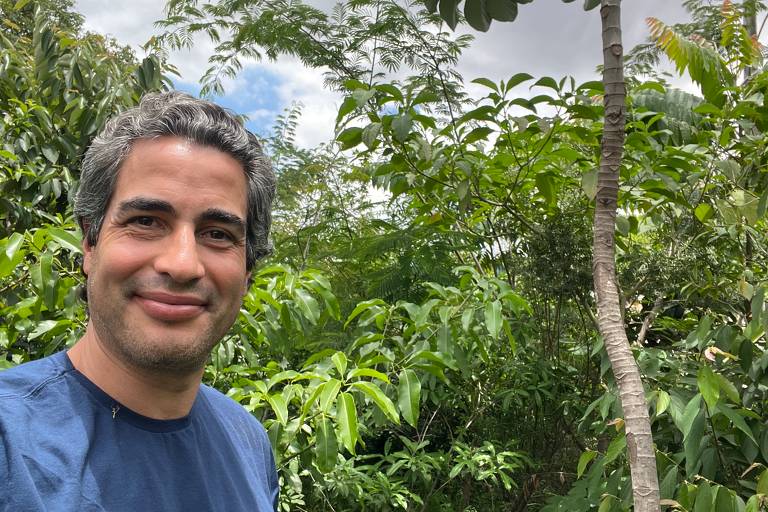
[153,226,205,282]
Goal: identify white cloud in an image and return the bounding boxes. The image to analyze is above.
[74,1,714,149]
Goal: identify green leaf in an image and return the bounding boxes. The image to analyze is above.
[680,394,702,438]
[471,77,499,92]
[461,308,474,332]
[331,352,348,377]
[535,172,555,205]
[315,417,338,473]
[266,393,288,426]
[484,300,502,339]
[715,403,757,445]
[694,481,712,512]
[583,0,600,9]
[746,495,763,512]
[351,381,400,424]
[464,0,490,31]
[374,83,404,102]
[301,383,325,415]
[397,369,421,428]
[337,126,363,149]
[759,469,768,495]
[0,233,26,279]
[761,427,768,463]
[319,378,342,412]
[392,114,413,142]
[346,368,390,383]
[581,168,597,200]
[41,145,59,164]
[352,88,375,106]
[694,203,714,223]
[714,486,736,512]
[28,319,60,339]
[457,105,496,124]
[344,299,386,328]
[336,392,360,454]
[13,0,32,10]
[757,186,768,218]
[506,73,534,90]
[47,228,82,254]
[659,466,678,500]
[294,288,320,325]
[656,390,671,416]
[336,96,357,123]
[439,0,459,29]
[577,450,598,478]
[362,122,382,149]
[714,373,739,404]
[603,434,626,465]
[698,366,720,410]
[485,0,517,22]
[267,370,299,388]
[532,76,559,91]
[615,216,630,236]
[463,126,493,144]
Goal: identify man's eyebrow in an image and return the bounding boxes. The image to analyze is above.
[116,197,175,215]
[197,209,246,235]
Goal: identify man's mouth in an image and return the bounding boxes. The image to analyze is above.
[133,291,208,321]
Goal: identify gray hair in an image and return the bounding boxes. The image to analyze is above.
[74,91,276,270]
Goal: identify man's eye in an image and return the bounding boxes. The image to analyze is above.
[129,216,156,227]
[204,229,235,242]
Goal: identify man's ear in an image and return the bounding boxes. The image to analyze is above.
[81,224,93,276]
[243,272,252,296]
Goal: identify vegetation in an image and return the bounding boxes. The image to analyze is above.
[2,0,768,510]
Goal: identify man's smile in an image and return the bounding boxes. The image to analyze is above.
[133,291,208,322]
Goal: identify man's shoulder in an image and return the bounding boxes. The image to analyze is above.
[0,351,70,400]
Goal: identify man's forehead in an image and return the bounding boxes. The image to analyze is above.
[110,136,248,212]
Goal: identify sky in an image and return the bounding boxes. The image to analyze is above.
[74,0,695,148]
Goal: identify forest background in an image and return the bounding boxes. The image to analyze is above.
[2,0,768,510]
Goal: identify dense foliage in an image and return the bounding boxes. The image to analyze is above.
[2,0,768,510]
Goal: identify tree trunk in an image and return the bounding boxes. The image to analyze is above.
[593,1,660,511]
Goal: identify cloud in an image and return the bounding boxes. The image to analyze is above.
[73,1,712,149]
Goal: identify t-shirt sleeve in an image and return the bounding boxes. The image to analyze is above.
[267,444,279,511]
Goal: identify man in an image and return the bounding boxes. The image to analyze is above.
[0,92,279,511]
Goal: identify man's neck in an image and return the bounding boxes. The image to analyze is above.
[67,328,203,420]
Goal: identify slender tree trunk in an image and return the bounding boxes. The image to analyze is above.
[593,2,659,511]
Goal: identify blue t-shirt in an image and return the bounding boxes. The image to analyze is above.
[0,351,279,511]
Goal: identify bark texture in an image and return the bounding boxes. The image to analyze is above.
[593,1,660,511]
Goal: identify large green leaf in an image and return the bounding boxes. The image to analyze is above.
[715,403,757,445]
[464,0,490,31]
[697,366,720,410]
[0,233,26,279]
[392,114,413,142]
[293,288,320,325]
[397,369,421,428]
[485,0,517,22]
[319,378,342,412]
[315,417,338,473]
[351,381,400,424]
[265,393,288,426]
[439,0,459,29]
[484,300,502,339]
[336,392,360,454]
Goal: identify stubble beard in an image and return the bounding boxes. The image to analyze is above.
[87,277,233,376]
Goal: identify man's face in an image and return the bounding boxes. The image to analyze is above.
[82,136,250,374]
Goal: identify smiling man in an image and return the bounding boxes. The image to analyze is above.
[0,92,279,511]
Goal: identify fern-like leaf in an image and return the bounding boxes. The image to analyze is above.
[647,16,734,106]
